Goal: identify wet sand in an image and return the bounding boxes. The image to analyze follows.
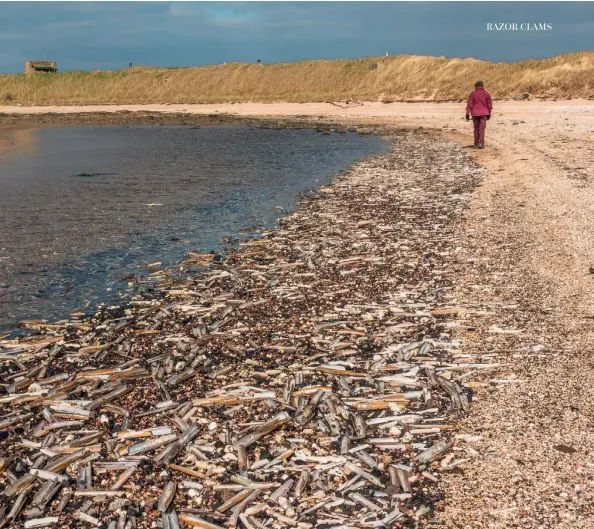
[0,123,35,153]
[1,100,594,527]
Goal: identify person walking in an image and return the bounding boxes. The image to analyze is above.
[465,81,492,149]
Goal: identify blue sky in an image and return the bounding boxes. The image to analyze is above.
[0,2,593,73]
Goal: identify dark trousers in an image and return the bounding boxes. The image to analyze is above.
[473,115,487,145]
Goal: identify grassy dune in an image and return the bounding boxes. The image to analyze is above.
[1,52,593,105]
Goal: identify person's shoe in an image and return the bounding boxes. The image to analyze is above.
[477,144,484,149]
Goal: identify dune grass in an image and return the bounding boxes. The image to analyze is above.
[1,52,593,105]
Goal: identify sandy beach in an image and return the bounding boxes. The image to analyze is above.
[1,100,593,528]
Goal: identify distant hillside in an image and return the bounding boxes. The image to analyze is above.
[1,52,593,105]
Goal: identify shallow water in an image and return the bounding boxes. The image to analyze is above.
[0,125,386,329]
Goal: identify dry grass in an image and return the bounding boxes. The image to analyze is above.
[1,52,593,105]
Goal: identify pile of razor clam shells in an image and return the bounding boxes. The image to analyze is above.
[0,130,486,529]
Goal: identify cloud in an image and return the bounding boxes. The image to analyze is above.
[0,2,593,73]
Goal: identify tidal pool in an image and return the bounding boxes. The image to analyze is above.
[0,125,386,329]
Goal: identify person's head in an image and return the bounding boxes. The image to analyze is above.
[475,81,484,88]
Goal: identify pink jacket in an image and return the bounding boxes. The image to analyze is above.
[466,86,492,116]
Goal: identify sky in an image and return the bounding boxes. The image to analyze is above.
[1,2,593,73]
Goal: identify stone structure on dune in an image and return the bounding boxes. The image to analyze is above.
[25,61,57,74]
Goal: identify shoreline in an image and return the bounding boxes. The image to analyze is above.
[0,128,481,527]
[1,99,593,120]
[1,101,594,527]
